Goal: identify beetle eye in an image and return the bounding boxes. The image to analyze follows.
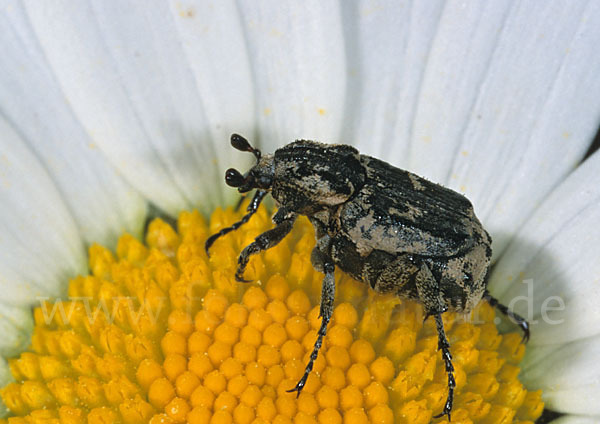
[225,168,245,187]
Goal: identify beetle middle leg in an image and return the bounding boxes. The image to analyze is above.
[415,262,455,421]
[288,247,335,396]
[235,208,297,282]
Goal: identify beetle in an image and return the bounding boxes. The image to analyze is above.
[205,134,529,420]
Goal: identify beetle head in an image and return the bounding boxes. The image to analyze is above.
[225,134,274,193]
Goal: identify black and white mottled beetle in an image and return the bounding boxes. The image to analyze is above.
[206,134,529,420]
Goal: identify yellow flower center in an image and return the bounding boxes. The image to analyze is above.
[1,204,543,424]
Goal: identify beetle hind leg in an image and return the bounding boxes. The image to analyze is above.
[432,313,456,421]
[415,262,455,421]
[484,290,530,343]
[288,257,335,396]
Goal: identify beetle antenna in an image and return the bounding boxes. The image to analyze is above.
[225,168,246,188]
[231,134,261,161]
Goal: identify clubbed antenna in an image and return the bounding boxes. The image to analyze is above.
[231,134,261,161]
[225,168,245,187]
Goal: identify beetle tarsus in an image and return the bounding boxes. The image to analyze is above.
[415,261,456,421]
[432,313,455,422]
[484,290,530,343]
[289,259,335,396]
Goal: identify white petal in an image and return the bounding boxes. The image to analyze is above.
[0,304,33,357]
[546,388,600,417]
[22,0,255,214]
[490,151,600,345]
[340,0,444,165]
[409,1,514,178]
[237,1,346,151]
[551,416,600,424]
[0,118,87,304]
[0,357,13,417]
[168,0,257,205]
[521,335,600,415]
[409,2,600,257]
[0,4,147,246]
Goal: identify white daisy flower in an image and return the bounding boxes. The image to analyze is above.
[1,1,599,423]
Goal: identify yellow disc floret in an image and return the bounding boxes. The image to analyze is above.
[0,205,543,423]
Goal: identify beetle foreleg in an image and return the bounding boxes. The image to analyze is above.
[288,259,335,396]
[235,209,297,282]
[415,262,454,421]
[484,290,530,343]
[205,190,268,255]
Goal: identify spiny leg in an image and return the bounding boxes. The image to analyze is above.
[235,208,297,282]
[415,262,455,421]
[433,313,456,421]
[205,190,267,255]
[484,290,530,343]
[288,259,335,396]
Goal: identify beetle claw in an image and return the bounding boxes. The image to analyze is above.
[235,272,251,283]
[286,379,305,398]
[433,409,451,422]
[286,387,300,398]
